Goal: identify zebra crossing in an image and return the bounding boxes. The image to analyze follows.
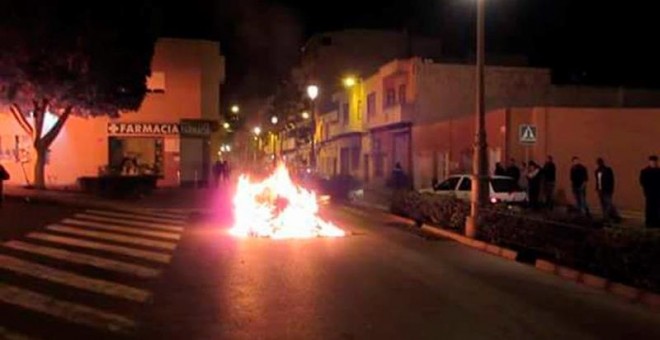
[0,208,189,338]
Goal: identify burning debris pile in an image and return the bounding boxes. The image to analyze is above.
[230,164,346,239]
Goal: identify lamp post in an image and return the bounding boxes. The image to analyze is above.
[306,85,319,170]
[466,0,489,238]
[253,126,262,164]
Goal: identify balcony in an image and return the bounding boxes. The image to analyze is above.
[366,103,414,130]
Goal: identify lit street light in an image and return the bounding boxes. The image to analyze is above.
[271,116,279,125]
[306,85,319,100]
[253,126,262,136]
[301,111,310,120]
[223,122,230,130]
[231,105,240,114]
[343,76,356,88]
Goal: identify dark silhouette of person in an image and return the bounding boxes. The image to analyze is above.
[494,162,506,176]
[505,158,521,183]
[570,156,590,217]
[212,160,224,187]
[526,161,542,210]
[595,158,621,223]
[222,160,231,182]
[391,162,406,189]
[640,155,660,228]
[542,156,557,209]
[0,163,9,207]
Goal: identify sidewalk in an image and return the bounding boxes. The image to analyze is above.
[3,184,225,214]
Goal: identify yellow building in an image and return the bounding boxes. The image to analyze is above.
[0,38,225,188]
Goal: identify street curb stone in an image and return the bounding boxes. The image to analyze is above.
[581,273,609,290]
[535,259,557,273]
[557,266,581,281]
[609,283,641,301]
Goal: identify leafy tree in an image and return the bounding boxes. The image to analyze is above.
[0,1,157,188]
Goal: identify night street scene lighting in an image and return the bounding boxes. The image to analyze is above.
[1,1,659,339]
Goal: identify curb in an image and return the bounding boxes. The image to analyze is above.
[532,258,658,310]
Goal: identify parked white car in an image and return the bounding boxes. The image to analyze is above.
[419,175,527,204]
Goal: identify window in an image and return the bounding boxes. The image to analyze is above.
[342,103,349,125]
[385,88,396,107]
[458,177,472,191]
[351,147,360,171]
[491,178,521,193]
[435,177,460,191]
[367,93,376,121]
[398,84,407,104]
[147,72,166,93]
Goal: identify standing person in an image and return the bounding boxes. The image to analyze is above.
[0,163,9,207]
[505,158,521,183]
[595,158,621,223]
[542,156,557,209]
[222,160,231,183]
[494,162,506,176]
[570,156,590,217]
[640,155,660,228]
[519,161,529,190]
[526,161,542,210]
[212,159,223,187]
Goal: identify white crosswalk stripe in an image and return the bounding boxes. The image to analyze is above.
[46,225,178,250]
[27,232,172,263]
[4,240,161,278]
[73,214,183,233]
[62,218,182,241]
[72,214,185,232]
[0,283,136,333]
[84,210,187,225]
[0,208,188,335]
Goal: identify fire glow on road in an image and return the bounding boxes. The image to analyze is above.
[230,164,346,239]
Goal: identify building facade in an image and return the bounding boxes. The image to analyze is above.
[0,38,225,188]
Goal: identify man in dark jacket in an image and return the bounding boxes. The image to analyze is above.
[595,158,620,223]
[505,158,521,184]
[0,163,9,207]
[570,156,590,217]
[640,155,660,228]
[542,156,556,209]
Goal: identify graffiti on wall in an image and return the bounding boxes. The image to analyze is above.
[0,134,32,163]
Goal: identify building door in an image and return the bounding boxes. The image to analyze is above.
[180,137,204,187]
[392,132,410,173]
[340,147,350,175]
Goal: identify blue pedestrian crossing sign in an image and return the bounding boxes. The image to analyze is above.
[519,124,537,144]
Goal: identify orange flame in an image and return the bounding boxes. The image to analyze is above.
[230,164,346,239]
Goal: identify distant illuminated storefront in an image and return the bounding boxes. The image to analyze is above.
[0,38,225,188]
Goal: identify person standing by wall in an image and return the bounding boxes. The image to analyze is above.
[505,158,520,184]
[526,161,542,210]
[0,163,9,207]
[542,156,556,210]
[595,158,621,223]
[640,155,660,228]
[570,156,590,217]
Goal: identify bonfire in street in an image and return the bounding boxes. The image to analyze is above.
[230,164,346,239]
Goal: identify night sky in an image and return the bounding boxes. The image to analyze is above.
[160,0,660,107]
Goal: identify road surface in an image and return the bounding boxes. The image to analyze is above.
[0,198,658,339]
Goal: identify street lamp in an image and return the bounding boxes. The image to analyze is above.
[223,122,230,130]
[253,126,262,136]
[343,76,357,88]
[301,111,310,120]
[306,85,319,170]
[271,116,279,125]
[231,105,240,114]
[466,0,489,238]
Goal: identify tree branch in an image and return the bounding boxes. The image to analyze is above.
[42,105,72,148]
[33,99,45,144]
[9,103,35,137]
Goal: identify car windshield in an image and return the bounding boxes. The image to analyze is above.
[491,178,521,193]
[435,177,460,191]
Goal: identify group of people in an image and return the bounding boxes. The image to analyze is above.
[494,155,660,227]
[212,159,231,187]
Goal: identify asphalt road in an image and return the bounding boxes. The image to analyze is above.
[141,203,660,340]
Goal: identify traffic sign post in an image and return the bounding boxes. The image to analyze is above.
[519,124,537,144]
